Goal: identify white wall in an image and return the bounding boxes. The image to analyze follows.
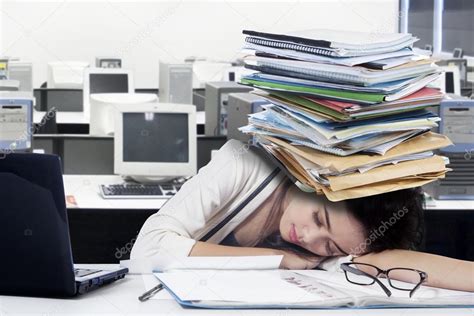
[0,0,2,54]
[1,0,400,88]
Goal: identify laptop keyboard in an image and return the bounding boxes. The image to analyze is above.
[74,268,102,278]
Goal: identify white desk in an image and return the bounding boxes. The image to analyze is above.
[34,110,206,125]
[64,175,167,210]
[64,175,474,211]
[34,110,89,124]
[1,264,472,315]
[425,198,474,211]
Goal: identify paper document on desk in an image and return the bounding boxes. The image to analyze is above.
[155,269,474,308]
[121,255,283,274]
[157,255,283,271]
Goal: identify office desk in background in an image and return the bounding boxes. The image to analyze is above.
[33,110,206,134]
[33,134,227,174]
[1,264,472,316]
[65,175,474,211]
[63,175,474,264]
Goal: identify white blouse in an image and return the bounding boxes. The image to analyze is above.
[131,139,348,272]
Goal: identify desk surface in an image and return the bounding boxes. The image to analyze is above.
[65,175,167,209]
[63,175,474,211]
[1,264,472,315]
[34,110,206,125]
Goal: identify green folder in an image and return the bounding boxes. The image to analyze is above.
[268,92,349,121]
[241,78,385,103]
[267,91,440,122]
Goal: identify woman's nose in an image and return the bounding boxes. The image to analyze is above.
[302,226,328,253]
[301,225,323,244]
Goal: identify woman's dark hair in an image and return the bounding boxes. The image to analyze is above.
[345,187,425,253]
[255,180,425,258]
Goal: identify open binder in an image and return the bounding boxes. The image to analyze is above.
[154,269,474,309]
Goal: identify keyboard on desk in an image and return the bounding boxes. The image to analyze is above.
[100,183,183,199]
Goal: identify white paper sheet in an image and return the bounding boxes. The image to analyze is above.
[154,270,343,303]
[155,269,474,306]
[121,255,283,274]
[157,255,283,271]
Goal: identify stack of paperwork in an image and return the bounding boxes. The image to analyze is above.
[239,29,452,201]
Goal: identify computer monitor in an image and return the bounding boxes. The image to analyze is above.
[0,97,33,156]
[438,59,468,83]
[443,66,461,95]
[430,66,461,95]
[89,93,158,136]
[96,57,122,69]
[83,68,134,120]
[114,103,197,182]
[47,61,89,89]
[192,61,232,88]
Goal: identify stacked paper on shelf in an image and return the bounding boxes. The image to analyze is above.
[238,29,452,201]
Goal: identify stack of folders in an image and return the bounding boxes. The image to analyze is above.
[238,29,453,201]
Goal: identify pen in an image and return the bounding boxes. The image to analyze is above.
[138,283,164,302]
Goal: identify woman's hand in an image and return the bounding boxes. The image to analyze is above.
[278,250,323,270]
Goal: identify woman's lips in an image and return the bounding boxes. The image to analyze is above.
[290,224,299,244]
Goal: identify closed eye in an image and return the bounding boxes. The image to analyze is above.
[313,211,322,227]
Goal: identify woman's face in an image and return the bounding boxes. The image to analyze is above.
[279,189,367,257]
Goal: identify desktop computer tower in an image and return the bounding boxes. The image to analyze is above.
[159,62,193,104]
[429,100,474,199]
[430,152,474,199]
[227,93,268,142]
[204,82,252,136]
[8,62,33,94]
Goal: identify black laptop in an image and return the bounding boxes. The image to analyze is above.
[0,153,128,297]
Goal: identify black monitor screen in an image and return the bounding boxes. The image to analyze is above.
[89,73,129,94]
[48,90,83,111]
[123,113,189,163]
[445,72,455,93]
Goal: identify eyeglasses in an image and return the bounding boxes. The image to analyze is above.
[340,262,427,298]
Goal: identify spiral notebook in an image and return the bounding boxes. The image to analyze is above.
[243,29,417,57]
[244,55,437,86]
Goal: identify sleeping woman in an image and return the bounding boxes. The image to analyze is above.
[131,140,473,292]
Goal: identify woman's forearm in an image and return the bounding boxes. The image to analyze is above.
[354,250,474,292]
[189,241,279,257]
[189,241,322,269]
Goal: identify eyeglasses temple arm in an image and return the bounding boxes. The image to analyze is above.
[342,264,392,297]
[373,277,392,297]
[409,273,427,298]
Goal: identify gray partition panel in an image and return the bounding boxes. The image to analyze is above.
[63,138,114,174]
[32,138,54,155]
[33,135,228,175]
